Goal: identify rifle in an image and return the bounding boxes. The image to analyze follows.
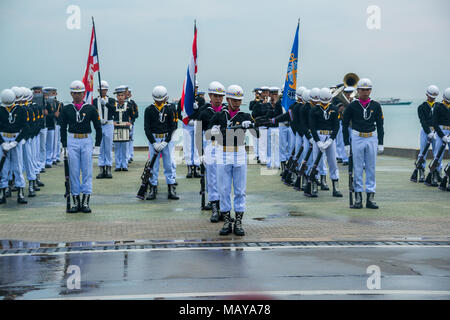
[348,146,354,208]
[0,150,7,179]
[200,161,206,209]
[438,163,450,191]
[63,149,71,212]
[283,144,305,186]
[281,149,296,183]
[424,143,447,186]
[410,138,432,182]
[304,148,324,197]
[137,152,160,199]
[293,143,313,190]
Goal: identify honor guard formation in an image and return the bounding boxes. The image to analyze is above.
[1,76,449,237]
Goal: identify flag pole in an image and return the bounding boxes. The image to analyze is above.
[193,19,197,87]
[92,17,103,97]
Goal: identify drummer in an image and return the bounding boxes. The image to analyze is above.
[112,86,132,171]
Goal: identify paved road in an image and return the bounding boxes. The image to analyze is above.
[1,242,449,300]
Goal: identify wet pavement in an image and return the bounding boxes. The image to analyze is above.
[0,241,449,300]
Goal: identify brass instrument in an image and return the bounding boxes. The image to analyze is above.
[332,73,359,106]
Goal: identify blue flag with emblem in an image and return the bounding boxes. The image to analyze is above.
[281,20,299,111]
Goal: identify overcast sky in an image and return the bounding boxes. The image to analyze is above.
[0,0,449,102]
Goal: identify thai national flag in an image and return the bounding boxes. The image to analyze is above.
[180,22,197,125]
[82,25,99,104]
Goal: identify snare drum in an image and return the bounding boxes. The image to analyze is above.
[113,125,130,142]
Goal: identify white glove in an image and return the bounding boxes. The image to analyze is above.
[153,142,161,152]
[428,132,435,140]
[63,147,68,156]
[443,135,450,144]
[8,141,18,150]
[1,142,10,151]
[211,125,221,136]
[159,141,168,151]
[309,138,315,145]
[101,119,108,125]
[377,145,384,154]
[323,139,333,150]
[101,98,107,105]
[242,121,252,129]
[93,146,100,156]
[345,145,351,158]
[188,119,195,126]
[199,155,205,165]
[193,102,199,110]
[317,141,325,152]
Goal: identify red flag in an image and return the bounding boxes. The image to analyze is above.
[82,25,99,104]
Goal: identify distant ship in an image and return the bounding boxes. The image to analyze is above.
[378,98,412,105]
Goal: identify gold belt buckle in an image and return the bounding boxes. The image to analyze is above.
[444,126,450,130]
[320,130,330,135]
[74,133,87,139]
[359,132,372,138]
[223,146,238,152]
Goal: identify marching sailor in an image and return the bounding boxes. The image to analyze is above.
[126,87,138,163]
[199,81,226,222]
[112,86,132,172]
[308,88,342,197]
[38,88,50,172]
[144,86,179,200]
[0,89,28,204]
[51,88,63,165]
[30,86,45,189]
[334,86,356,166]
[343,78,384,209]
[249,88,261,163]
[21,88,38,197]
[265,87,282,169]
[251,86,271,165]
[60,81,102,213]
[93,80,116,179]
[432,87,450,181]
[178,90,201,179]
[417,85,439,183]
[43,87,56,169]
[209,85,255,236]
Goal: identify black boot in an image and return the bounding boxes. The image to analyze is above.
[202,201,212,210]
[36,174,45,187]
[233,212,245,236]
[146,185,157,200]
[0,188,6,204]
[193,166,201,178]
[431,171,439,187]
[219,212,233,235]
[210,201,221,223]
[33,180,40,191]
[186,165,193,178]
[280,161,286,177]
[293,175,301,191]
[168,184,180,200]
[5,185,11,198]
[28,181,36,198]
[366,192,379,209]
[67,195,81,213]
[301,174,308,191]
[311,181,319,197]
[352,192,363,209]
[304,180,313,197]
[17,188,28,204]
[320,175,329,190]
[81,194,92,213]
[332,180,343,197]
[437,170,443,183]
[96,166,106,179]
[105,166,113,179]
[418,168,425,183]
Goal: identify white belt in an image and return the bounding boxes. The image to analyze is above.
[102,120,113,125]
[279,122,288,127]
[352,129,377,138]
